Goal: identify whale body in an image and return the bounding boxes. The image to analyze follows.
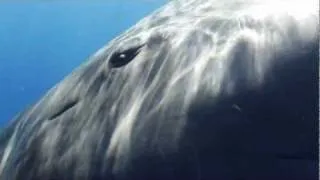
[0,0,318,180]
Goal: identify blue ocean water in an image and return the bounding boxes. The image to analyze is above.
[0,1,166,126]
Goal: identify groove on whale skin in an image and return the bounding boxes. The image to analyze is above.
[87,72,108,96]
[48,99,79,120]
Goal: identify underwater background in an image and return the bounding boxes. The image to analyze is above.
[0,1,167,126]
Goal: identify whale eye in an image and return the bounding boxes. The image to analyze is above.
[109,44,144,68]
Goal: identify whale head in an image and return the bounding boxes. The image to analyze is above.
[0,0,318,179]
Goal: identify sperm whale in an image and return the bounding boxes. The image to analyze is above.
[0,0,318,179]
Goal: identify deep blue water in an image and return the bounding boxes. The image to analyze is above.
[0,1,166,126]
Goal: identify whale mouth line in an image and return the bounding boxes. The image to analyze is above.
[48,98,79,120]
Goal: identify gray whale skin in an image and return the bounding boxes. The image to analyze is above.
[0,0,318,180]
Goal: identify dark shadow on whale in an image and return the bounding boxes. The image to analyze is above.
[123,43,319,180]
